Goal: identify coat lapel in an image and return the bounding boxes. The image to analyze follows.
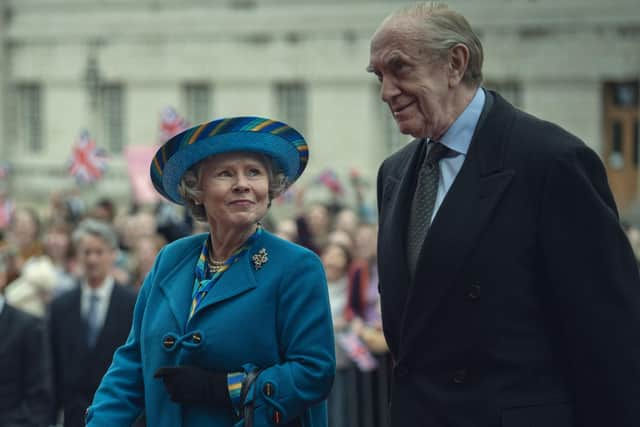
[376,141,428,352]
[157,242,202,331]
[94,284,122,348]
[67,287,91,353]
[189,251,258,320]
[380,140,427,296]
[398,92,516,360]
[156,233,264,329]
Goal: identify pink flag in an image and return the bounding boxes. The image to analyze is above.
[124,145,162,204]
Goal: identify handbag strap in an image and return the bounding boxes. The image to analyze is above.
[240,368,263,427]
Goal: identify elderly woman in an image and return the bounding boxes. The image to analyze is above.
[86,117,335,427]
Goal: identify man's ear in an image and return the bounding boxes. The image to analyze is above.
[448,43,470,86]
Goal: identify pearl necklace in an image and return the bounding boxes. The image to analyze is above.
[208,255,226,273]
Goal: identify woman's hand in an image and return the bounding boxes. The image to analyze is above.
[154,366,231,406]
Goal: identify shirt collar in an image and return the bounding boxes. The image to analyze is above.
[81,276,115,300]
[437,87,485,156]
[0,294,5,316]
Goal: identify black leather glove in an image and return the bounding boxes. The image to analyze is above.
[153,365,232,406]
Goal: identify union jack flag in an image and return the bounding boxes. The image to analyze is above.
[68,130,108,184]
[159,106,189,143]
[337,331,378,372]
[315,168,344,195]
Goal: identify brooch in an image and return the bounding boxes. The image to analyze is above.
[252,248,269,270]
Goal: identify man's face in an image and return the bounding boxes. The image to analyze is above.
[76,234,116,287]
[368,18,456,140]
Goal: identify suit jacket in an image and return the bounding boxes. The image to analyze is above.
[376,91,640,427]
[48,281,136,427]
[86,230,335,427]
[0,303,52,427]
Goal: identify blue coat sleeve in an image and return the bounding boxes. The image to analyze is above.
[244,249,336,424]
[85,258,155,426]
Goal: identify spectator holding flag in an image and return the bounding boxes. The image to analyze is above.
[86,116,335,427]
[322,238,378,427]
[321,241,355,427]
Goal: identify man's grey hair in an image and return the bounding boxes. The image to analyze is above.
[387,1,484,86]
[72,218,119,250]
[178,153,288,222]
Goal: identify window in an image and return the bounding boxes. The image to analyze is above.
[16,83,43,152]
[183,83,211,125]
[100,84,125,154]
[603,81,640,211]
[275,82,307,135]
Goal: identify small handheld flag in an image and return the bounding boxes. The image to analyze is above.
[337,330,378,372]
[68,130,108,184]
[159,106,189,143]
[315,168,343,195]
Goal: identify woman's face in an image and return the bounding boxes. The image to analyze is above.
[322,244,349,282]
[307,204,330,236]
[198,152,270,232]
[43,228,71,261]
[355,225,378,260]
[10,210,39,248]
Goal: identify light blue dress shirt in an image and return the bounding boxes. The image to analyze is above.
[428,87,485,221]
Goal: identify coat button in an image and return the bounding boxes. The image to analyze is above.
[162,336,176,349]
[272,409,281,424]
[467,284,480,300]
[452,369,468,384]
[192,333,202,344]
[263,382,274,397]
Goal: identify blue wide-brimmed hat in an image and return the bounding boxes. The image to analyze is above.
[150,116,309,204]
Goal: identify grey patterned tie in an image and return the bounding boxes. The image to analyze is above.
[407,141,451,280]
[86,293,100,347]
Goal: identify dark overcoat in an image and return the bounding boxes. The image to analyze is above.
[49,282,136,427]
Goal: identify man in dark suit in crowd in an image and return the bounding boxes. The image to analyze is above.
[0,249,52,427]
[368,2,640,426]
[48,219,136,427]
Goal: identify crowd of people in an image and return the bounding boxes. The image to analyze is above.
[0,182,389,427]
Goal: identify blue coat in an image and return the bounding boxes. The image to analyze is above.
[86,230,335,427]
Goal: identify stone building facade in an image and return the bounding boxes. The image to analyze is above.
[0,0,639,217]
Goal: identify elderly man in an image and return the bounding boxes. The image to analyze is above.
[48,219,136,427]
[368,2,640,426]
